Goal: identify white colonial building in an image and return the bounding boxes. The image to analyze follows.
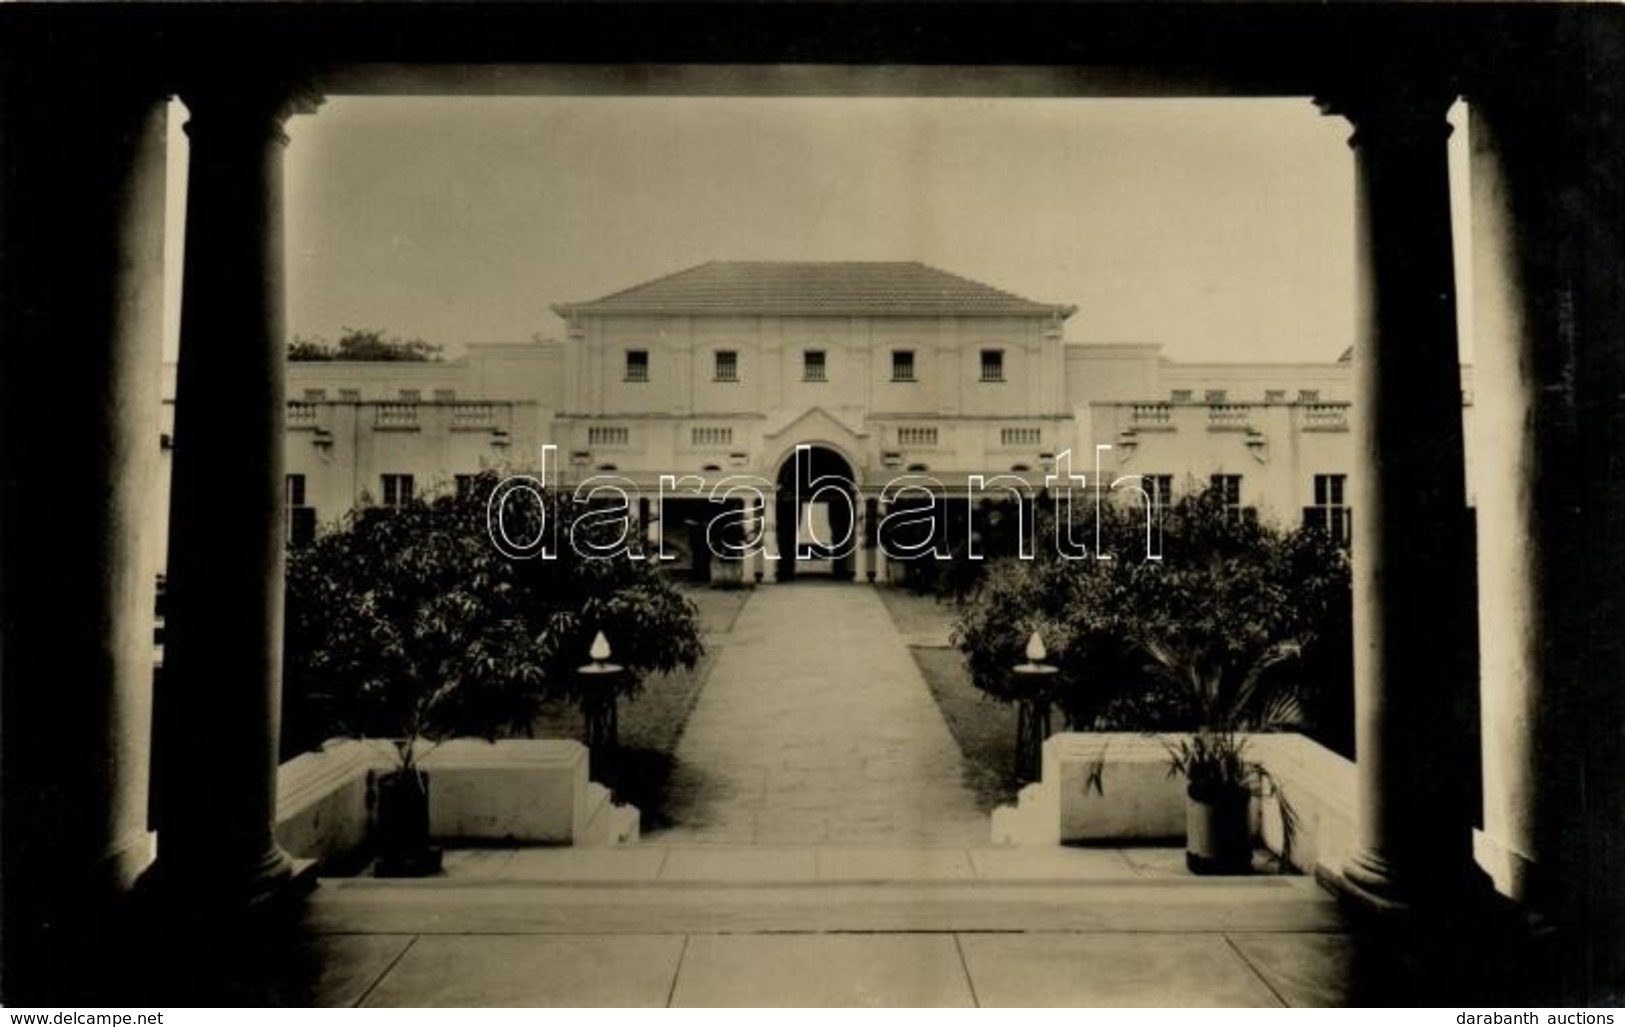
[160,260,1472,580]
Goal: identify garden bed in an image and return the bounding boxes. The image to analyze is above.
[874,587,1021,813]
[529,584,747,831]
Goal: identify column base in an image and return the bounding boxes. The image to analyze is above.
[1323,854,1560,1004]
[1331,847,1496,922]
[1335,849,1412,913]
[121,857,318,1004]
[139,844,314,915]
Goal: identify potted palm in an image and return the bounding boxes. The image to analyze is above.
[1144,636,1304,874]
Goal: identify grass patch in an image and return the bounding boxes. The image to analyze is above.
[875,587,1021,813]
[530,583,748,831]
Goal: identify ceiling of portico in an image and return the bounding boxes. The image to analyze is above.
[8,3,1551,103]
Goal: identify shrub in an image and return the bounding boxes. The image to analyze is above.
[281,471,704,763]
[952,485,1354,756]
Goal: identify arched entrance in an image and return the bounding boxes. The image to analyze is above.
[774,444,858,582]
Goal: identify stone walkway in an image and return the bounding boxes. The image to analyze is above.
[652,582,987,845]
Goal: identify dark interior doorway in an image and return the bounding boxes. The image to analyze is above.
[774,446,857,582]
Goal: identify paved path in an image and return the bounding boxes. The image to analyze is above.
[651,583,987,845]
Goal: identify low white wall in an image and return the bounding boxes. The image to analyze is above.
[274,737,626,868]
[418,738,591,844]
[1048,733,1232,842]
[1249,733,1358,878]
[995,731,1358,878]
[275,739,392,869]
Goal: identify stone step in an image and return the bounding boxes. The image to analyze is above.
[305,873,1340,936]
[582,800,641,846]
[437,842,1297,883]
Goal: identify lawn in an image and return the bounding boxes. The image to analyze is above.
[530,582,748,831]
[874,587,1022,813]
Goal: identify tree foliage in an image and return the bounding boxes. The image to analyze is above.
[289,327,444,362]
[951,485,1354,756]
[281,472,704,765]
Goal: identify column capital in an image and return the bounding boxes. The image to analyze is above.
[1315,80,1458,149]
[179,78,323,146]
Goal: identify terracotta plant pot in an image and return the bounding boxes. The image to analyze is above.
[374,768,443,877]
[1184,780,1253,875]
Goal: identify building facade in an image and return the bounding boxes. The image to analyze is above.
[194,261,1470,579]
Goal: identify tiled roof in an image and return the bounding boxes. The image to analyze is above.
[553,261,1076,318]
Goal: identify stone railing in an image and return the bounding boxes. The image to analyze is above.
[375,402,419,429]
[451,402,497,430]
[286,401,319,428]
[1207,403,1252,429]
[1301,403,1350,430]
[897,426,939,447]
[588,425,630,447]
[1130,403,1172,427]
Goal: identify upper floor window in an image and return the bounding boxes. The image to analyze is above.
[625,349,649,382]
[1170,389,1193,404]
[980,349,1005,382]
[891,349,916,382]
[1265,389,1286,404]
[454,474,476,499]
[398,389,421,403]
[302,388,327,402]
[803,349,827,382]
[338,388,361,402]
[381,473,414,509]
[1299,389,1321,403]
[714,349,738,382]
[433,388,456,402]
[1204,389,1228,404]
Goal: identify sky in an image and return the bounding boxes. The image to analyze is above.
[165,95,1472,364]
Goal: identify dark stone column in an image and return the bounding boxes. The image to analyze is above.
[150,84,316,903]
[1322,85,1485,911]
[0,71,170,1001]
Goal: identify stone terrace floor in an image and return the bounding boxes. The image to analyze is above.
[288,843,1358,1007]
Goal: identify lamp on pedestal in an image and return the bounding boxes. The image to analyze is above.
[577,631,624,782]
[1013,630,1059,784]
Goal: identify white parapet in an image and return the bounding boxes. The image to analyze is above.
[275,738,394,868]
[1247,733,1357,878]
[274,737,638,869]
[990,731,1358,878]
[418,738,592,844]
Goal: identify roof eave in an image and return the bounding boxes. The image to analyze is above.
[549,304,1076,318]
